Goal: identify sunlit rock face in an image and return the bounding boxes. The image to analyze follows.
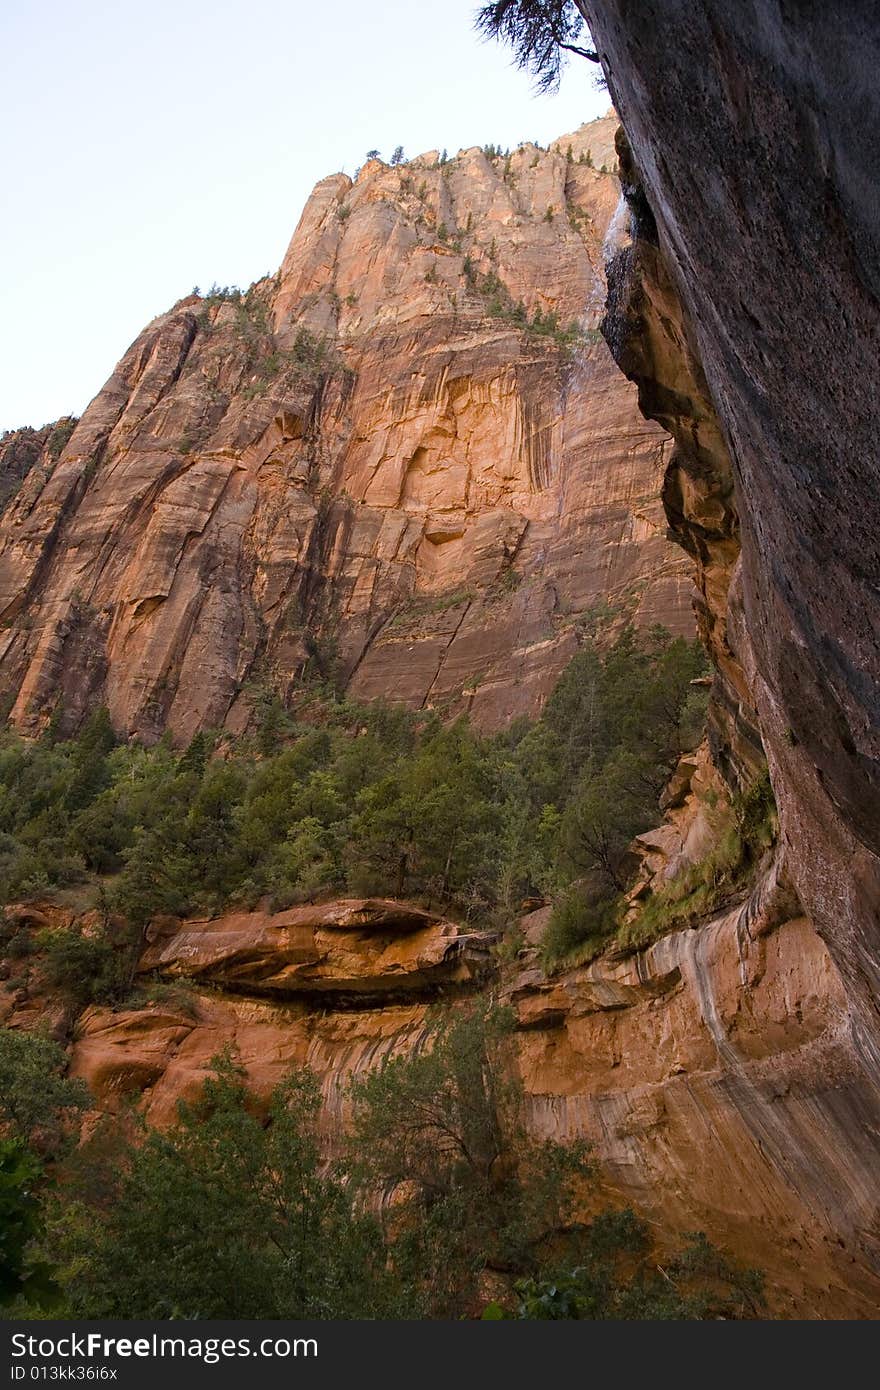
[7,878,879,1315]
[1,898,485,1136]
[137,897,494,1002]
[0,113,691,743]
[11,24,880,1314]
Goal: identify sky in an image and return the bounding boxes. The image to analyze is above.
[0,1,608,433]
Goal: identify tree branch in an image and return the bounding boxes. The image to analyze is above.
[558,40,599,62]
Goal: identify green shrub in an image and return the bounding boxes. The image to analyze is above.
[0,627,708,944]
[36,920,141,1011]
[617,768,777,954]
[46,418,78,461]
[510,1223,763,1320]
[0,1140,56,1308]
[137,977,199,1019]
[0,1028,89,1151]
[51,1054,403,1319]
[540,884,617,970]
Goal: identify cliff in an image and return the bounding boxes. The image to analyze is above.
[583,0,880,1054]
[0,113,691,742]
[573,0,880,1311]
[4,871,875,1316]
[4,23,880,1314]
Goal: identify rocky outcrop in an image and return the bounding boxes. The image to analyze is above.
[584,0,880,1059]
[0,114,692,743]
[0,421,76,521]
[565,0,880,1312]
[8,881,879,1313]
[510,868,880,1318]
[138,897,493,1002]
[1,897,486,1136]
[69,991,431,1135]
[601,130,760,790]
[7,19,880,1313]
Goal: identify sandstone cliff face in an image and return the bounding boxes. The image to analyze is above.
[6,34,879,1314]
[7,877,877,1315]
[572,0,880,1310]
[511,871,880,1317]
[0,898,487,1138]
[0,114,691,742]
[0,421,76,522]
[583,0,880,1055]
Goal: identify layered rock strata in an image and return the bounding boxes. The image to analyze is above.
[7,22,880,1313]
[583,0,880,1060]
[6,879,877,1314]
[566,0,880,1311]
[0,114,691,742]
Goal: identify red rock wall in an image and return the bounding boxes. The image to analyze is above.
[0,114,692,742]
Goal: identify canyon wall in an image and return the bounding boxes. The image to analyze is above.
[4,23,880,1314]
[0,114,691,743]
[563,0,880,1311]
[5,868,877,1316]
[582,0,880,1058]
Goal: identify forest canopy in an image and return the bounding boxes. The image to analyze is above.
[0,628,707,968]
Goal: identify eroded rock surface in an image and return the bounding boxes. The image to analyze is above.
[572,0,880,1313]
[0,114,691,742]
[7,878,876,1314]
[585,0,880,1058]
[138,897,493,1001]
[510,879,880,1317]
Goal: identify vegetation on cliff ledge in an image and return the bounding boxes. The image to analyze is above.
[0,628,705,979]
[0,1005,763,1320]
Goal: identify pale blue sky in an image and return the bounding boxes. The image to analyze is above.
[1,1,607,432]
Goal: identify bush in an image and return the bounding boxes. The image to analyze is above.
[540,884,617,970]
[0,1028,89,1152]
[51,1054,404,1319]
[0,1140,55,1308]
[46,418,77,462]
[347,1002,594,1316]
[617,768,777,954]
[510,1222,764,1320]
[36,920,141,1011]
[136,978,199,1019]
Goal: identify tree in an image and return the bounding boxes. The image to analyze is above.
[347,1003,592,1315]
[510,1220,764,1319]
[561,749,658,893]
[365,148,381,161]
[176,729,209,779]
[64,707,116,813]
[263,816,338,908]
[0,1029,89,1310]
[182,762,248,900]
[52,1054,402,1319]
[37,918,143,1012]
[0,1028,89,1154]
[67,789,133,873]
[111,829,192,927]
[346,721,498,904]
[475,2,599,92]
[390,145,406,165]
[0,1140,58,1308]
